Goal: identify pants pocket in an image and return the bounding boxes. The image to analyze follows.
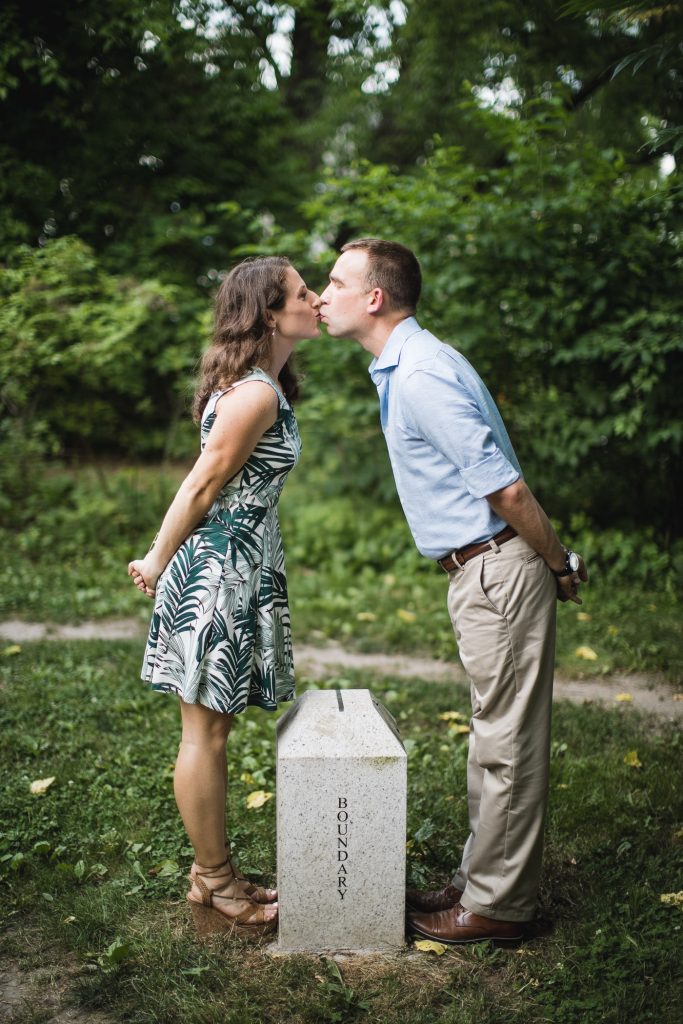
[478,558,507,617]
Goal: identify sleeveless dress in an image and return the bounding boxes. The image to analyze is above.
[140,368,301,714]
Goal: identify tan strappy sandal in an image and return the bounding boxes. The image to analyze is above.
[188,841,277,904]
[187,857,278,938]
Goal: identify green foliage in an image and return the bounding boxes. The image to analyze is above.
[298,105,683,533]
[0,236,199,461]
[1,645,681,1023]
[1,3,680,544]
[561,0,683,155]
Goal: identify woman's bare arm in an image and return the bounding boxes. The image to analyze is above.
[128,382,278,595]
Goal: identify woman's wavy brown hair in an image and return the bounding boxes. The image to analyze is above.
[193,255,300,422]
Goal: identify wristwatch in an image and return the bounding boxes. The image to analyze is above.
[552,549,580,578]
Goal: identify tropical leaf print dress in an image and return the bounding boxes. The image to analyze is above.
[141,368,301,713]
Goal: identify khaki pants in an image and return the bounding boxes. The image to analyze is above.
[447,535,557,922]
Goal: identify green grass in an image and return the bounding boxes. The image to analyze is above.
[1,642,682,1023]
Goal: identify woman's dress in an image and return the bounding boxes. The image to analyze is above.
[141,368,301,713]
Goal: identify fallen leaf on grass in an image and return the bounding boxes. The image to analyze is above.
[99,937,132,970]
[624,751,642,769]
[3,645,22,656]
[659,892,683,909]
[607,625,620,636]
[615,693,633,703]
[240,772,254,785]
[448,723,471,735]
[148,859,179,878]
[577,612,591,621]
[246,790,273,809]
[414,939,447,955]
[574,646,598,660]
[674,827,683,841]
[397,609,416,623]
[29,777,56,795]
[356,611,377,622]
[439,711,467,722]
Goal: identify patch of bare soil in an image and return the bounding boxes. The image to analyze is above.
[0,619,145,642]
[0,960,113,1023]
[295,643,683,721]
[1,620,681,720]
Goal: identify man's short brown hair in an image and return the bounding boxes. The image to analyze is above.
[341,238,421,313]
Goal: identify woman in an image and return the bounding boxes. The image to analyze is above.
[128,256,320,938]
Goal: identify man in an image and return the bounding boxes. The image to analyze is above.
[318,238,588,945]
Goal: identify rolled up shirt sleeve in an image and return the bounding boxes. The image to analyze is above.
[402,364,520,499]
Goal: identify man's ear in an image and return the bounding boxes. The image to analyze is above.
[367,287,384,315]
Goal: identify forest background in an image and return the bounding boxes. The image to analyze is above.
[1,0,682,675]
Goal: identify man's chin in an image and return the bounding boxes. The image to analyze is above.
[320,323,349,340]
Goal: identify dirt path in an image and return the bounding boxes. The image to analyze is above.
[1,618,681,720]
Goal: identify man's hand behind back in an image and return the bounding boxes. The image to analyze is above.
[555,555,589,604]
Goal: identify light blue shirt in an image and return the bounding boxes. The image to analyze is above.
[369,317,522,560]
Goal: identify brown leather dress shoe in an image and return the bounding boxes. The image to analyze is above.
[405,884,462,913]
[407,902,526,945]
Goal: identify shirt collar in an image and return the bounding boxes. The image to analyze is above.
[368,316,422,379]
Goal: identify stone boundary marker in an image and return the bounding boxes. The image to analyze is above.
[276,689,407,953]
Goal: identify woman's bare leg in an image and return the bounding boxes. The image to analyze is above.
[174,698,233,866]
[174,698,276,922]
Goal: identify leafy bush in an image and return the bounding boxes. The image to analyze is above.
[295,101,683,536]
[0,236,199,459]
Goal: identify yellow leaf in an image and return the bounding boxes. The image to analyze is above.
[647,603,657,611]
[448,723,471,735]
[556,783,570,789]
[438,711,467,722]
[246,790,273,810]
[397,609,416,623]
[577,612,591,622]
[659,891,683,909]
[383,574,396,587]
[574,646,598,661]
[615,693,633,703]
[240,772,254,785]
[356,611,377,622]
[30,777,56,795]
[623,750,642,769]
[414,939,447,955]
[673,694,683,702]
[607,625,620,637]
[673,827,683,841]
[3,644,22,656]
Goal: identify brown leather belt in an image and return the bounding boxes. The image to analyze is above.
[438,525,518,572]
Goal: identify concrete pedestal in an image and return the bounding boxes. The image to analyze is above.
[276,688,407,953]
